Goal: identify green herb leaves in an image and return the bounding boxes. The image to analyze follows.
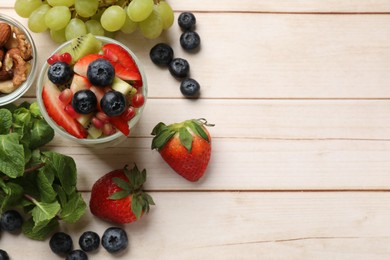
[0,102,86,240]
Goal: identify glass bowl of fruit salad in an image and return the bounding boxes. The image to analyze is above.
[0,14,37,106]
[36,34,147,147]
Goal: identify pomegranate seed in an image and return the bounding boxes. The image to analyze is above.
[59,89,73,104]
[95,112,110,123]
[132,93,145,108]
[102,123,116,136]
[121,106,136,121]
[59,52,72,64]
[92,117,104,129]
[47,53,59,65]
[64,104,78,119]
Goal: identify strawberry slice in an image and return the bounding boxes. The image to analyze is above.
[102,44,142,84]
[109,115,130,136]
[113,63,142,82]
[73,53,104,77]
[42,81,88,139]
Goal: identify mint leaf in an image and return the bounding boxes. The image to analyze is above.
[31,201,61,229]
[42,152,77,195]
[13,107,31,126]
[29,102,41,117]
[30,120,54,149]
[37,169,56,203]
[0,109,12,134]
[0,133,24,178]
[22,217,59,241]
[0,182,24,211]
[60,191,86,223]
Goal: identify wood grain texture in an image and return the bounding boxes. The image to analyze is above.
[2,0,390,259]
[3,192,390,260]
[3,8,390,99]
[47,138,390,191]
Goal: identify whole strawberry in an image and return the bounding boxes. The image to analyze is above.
[151,118,213,182]
[89,164,154,224]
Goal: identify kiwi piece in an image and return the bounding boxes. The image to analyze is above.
[61,33,102,64]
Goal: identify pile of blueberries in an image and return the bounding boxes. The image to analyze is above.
[150,12,201,98]
[49,227,128,260]
[0,209,128,260]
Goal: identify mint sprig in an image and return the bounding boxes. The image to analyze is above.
[0,102,86,240]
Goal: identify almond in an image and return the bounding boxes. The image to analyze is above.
[0,23,11,48]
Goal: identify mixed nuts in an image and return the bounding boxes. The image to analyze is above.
[0,21,33,94]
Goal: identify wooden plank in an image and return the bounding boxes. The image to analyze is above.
[4,9,389,99]
[2,192,390,259]
[48,138,390,191]
[4,0,390,12]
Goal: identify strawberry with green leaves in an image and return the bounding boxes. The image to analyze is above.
[151,118,214,182]
[89,164,154,224]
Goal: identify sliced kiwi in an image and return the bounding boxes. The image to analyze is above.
[61,33,102,64]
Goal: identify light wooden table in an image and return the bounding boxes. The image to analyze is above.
[2,1,390,259]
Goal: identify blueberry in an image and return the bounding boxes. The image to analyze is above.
[87,58,115,87]
[79,231,100,252]
[180,31,201,50]
[65,250,88,260]
[178,12,196,31]
[0,210,23,232]
[72,90,97,114]
[49,232,73,255]
[150,43,174,66]
[100,91,126,117]
[48,61,73,85]
[180,78,200,97]
[169,58,190,78]
[0,249,9,260]
[101,227,128,254]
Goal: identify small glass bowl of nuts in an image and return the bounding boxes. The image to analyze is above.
[0,14,37,106]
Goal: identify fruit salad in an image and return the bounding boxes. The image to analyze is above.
[39,34,146,141]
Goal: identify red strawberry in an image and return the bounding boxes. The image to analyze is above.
[102,44,142,84]
[151,119,214,182]
[42,81,88,139]
[73,53,104,77]
[89,164,155,224]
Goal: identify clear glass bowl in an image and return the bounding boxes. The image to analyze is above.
[36,36,147,148]
[0,14,37,106]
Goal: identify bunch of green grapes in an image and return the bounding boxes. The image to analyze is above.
[14,0,174,42]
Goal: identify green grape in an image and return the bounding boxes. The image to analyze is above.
[120,14,137,34]
[28,4,51,33]
[156,1,174,30]
[14,0,42,18]
[75,0,99,18]
[127,0,154,22]
[85,20,105,36]
[47,0,75,7]
[44,6,71,31]
[50,28,67,43]
[100,5,126,32]
[65,18,87,40]
[139,8,163,39]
